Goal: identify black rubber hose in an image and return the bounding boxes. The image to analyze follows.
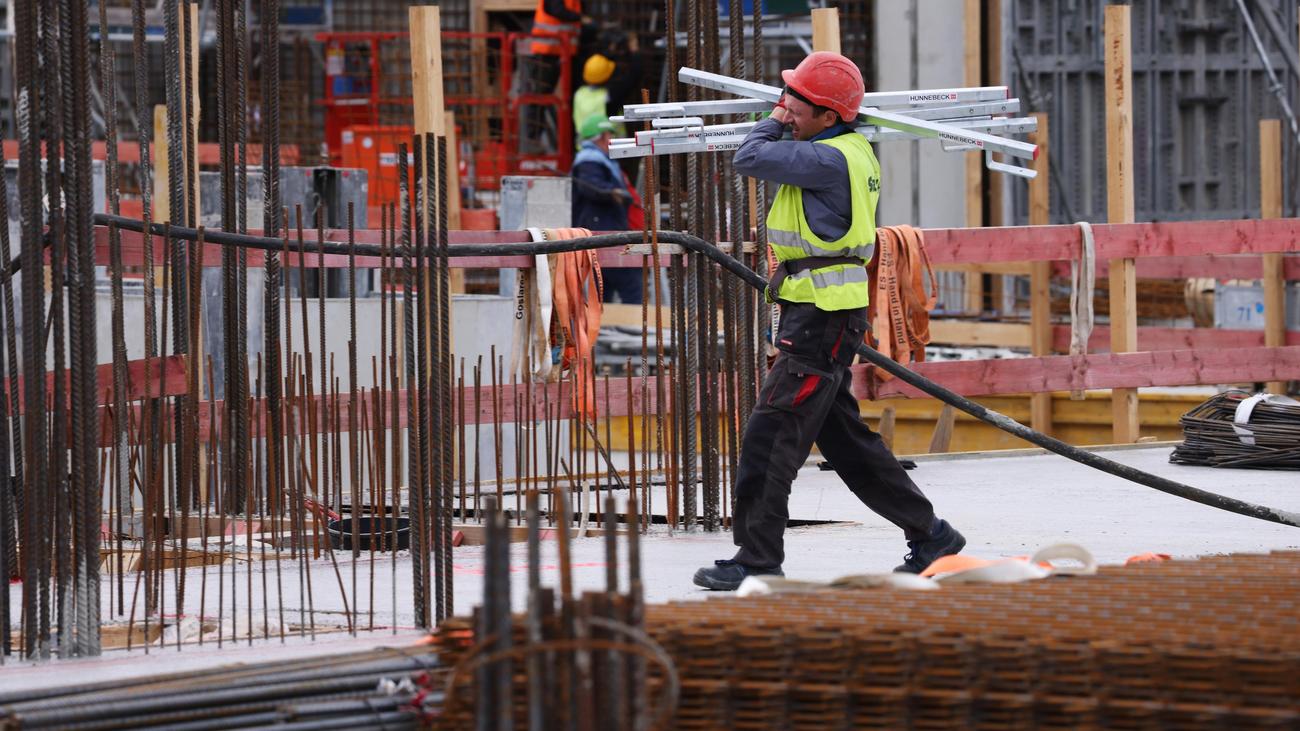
[90,213,1300,528]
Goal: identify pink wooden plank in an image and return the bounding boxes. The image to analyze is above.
[172,374,673,444]
[1051,325,1300,353]
[852,345,1300,399]
[1050,254,1300,280]
[99,218,1300,270]
[9,354,189,414]
[922,219,1300,264]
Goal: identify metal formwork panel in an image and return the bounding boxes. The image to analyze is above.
[332,0,470,31]
[0,38,10,140]
[1008,0,1299,223]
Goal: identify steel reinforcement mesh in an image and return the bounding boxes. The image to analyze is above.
[646,551,1300,729]
[434,551,1300,729]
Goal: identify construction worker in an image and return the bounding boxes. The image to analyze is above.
[573,54,627,141]
[528,0,583,91]
[570,113,643,303]
[692,52,965,591]
[519,0,584,153]
[530,0,582,56]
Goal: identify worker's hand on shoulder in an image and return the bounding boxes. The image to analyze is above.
[770,98,790,125]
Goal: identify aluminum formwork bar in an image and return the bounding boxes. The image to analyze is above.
[616,98,774,121]
[678,67,1010,111]
[893,98,1021,120]
[615,97,1022,124]
[611,117,1041,175]
[676,67,1036,161]
[624,103,1029,146]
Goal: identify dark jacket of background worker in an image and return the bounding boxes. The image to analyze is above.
[691,52,965,592]
[570,114,644,303]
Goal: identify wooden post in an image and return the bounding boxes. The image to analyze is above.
[151,104,169,294]
[1029,112,1053,436]
[410,7,446,140]
[928,404,956,454]
[964,0,985,315]
[410,6,446,377]
[1104,5,1139,443]
[153,105,170,223]
[180,1,200,225]
[1260,119,1285,394]
[811,8,841,54]
[878,406,896,451]
[445,110,465,293]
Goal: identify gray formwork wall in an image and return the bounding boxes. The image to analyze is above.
[1,0,7,138]
[1008,0,1300,224]
[0,36,9,141]
[332,0,470,31]
[1,1,9,139]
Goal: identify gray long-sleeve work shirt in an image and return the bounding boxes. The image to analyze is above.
[732,117,857,242]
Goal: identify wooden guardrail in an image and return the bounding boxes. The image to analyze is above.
[95,216,1299,444]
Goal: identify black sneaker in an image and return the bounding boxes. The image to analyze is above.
[692,559,784,591]
[894,519,966,574]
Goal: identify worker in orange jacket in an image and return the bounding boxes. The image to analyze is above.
[527,0,583,92]
[530,0,581,56]
[519,0,585,154]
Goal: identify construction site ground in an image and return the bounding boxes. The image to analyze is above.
[7,443,1298,690]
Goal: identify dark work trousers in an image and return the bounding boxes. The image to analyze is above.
[731,303,936,569]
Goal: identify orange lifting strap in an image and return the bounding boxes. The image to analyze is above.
[546,228,604,419]
[865,225,937,396]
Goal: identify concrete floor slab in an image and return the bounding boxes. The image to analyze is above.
[7,445,1298,685]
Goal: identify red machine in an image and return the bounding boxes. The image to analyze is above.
[318,30,574,207]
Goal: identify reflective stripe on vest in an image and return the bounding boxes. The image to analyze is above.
[787,263,870,289]
[766,132,881,311]
[767,229,875,261]
[533,20,579,35]
[533,0,581,37]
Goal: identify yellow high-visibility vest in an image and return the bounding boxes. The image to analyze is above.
[765,132,880,310]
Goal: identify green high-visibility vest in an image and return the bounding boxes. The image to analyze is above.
[572,85,626,144]
[766,132,880,310]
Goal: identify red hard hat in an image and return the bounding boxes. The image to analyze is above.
[780,51,865,122]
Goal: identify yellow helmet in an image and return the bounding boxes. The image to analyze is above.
[583,54,615,86]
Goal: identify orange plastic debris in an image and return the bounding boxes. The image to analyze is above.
[1125,552,1172,565]
[921,554,1057,578]
[920,554,994,577]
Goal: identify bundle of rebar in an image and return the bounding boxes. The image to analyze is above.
[0,645,444,730]
[640,551,1300,730]
[1171,390,1300,470]
[430,494,679,730]
[3,0,103,661]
